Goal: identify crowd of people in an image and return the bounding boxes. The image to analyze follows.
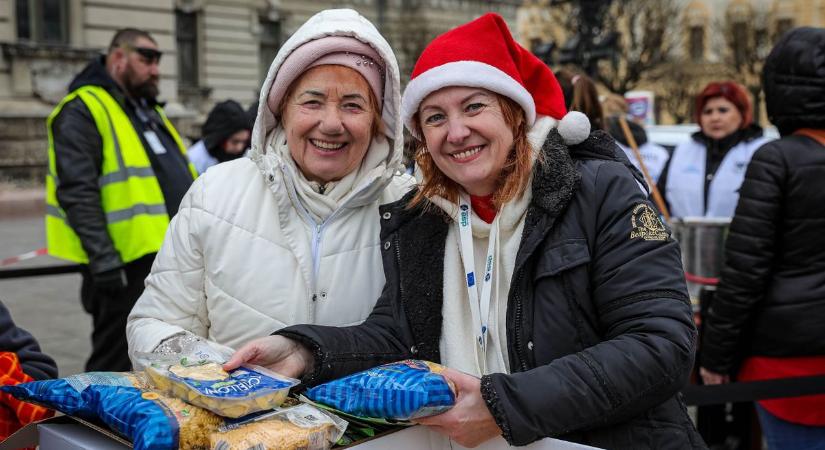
[1,7,824,450]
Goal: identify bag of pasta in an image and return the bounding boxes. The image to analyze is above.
[1,372,223,450]
[304,360,455,421]
[209,403,347,450]
[0,372,147,419]
[84,384,222,450]
[144,359,299,418]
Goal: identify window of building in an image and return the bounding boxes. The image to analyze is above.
[775,18,794,40]
[689,25,704,62]
[15,0,69,44]
[176,10,199,88]
[732,21,748,68]
[259,18,281,84]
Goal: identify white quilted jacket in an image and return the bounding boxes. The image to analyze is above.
[126,9,411,362]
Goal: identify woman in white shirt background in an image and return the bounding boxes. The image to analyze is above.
[657,81,771,218]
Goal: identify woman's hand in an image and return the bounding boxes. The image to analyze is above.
[414,368,502,448]
[699,367,730,385]
[223,335,313,379]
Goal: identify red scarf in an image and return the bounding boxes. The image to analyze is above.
[470,194,497,224]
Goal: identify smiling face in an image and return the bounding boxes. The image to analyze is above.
[418,87,514,196]
[281,65,376,184]
[700,96,743,140]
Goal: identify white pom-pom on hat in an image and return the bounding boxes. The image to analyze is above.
[557,111,591,145]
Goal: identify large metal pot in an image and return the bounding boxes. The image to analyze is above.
[669,217,731,310]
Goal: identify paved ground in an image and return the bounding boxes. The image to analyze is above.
[1,204,91,377]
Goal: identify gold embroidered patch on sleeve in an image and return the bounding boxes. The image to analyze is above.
[630,203,669,241]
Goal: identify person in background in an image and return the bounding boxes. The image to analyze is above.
[46,28,196,372]
[657,81,771,218]
[0,300,57,440]
[700,27,825,450]
[225,13,704,449]
[187,100,253,174]
[606,115,670,185]
[555,68,605,131]
[126,9,412,362]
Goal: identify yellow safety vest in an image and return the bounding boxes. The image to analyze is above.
[45,85,197,264]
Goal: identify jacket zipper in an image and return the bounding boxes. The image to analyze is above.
[394,234,404,302]
[280,164,375,322]
[512,270,529,372]
[308,222,324,323]
[394,232,417,357]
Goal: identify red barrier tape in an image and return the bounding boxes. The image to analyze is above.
[0,248,47,267]
[684,272,719,286]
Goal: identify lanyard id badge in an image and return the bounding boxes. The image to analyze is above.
[144,130,167,155]
[457,194,498,358]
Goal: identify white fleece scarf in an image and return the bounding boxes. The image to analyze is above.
[434,116,555,377]
[269,127,391,223]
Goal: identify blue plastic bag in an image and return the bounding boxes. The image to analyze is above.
[1,372,222,450]
[0,372,139,418]
[304,360,455,420]
[84,384,221,449]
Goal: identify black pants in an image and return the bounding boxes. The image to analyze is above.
[696,287,755,450]
[80,254,155,372]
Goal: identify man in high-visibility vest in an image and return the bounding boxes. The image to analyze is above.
[46,28,196,371]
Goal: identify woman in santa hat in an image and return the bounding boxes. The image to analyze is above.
[226,13,704,449]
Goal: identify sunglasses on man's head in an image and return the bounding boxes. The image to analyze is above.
[123,45,162,63]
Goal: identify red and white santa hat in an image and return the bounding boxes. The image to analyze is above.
[401,13,590,145]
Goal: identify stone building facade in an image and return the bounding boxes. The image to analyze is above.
[0,0,519,183]
[516,0,825,125]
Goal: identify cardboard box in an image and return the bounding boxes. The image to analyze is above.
[1,416,600,450]
[345,425,601,449]
[0,415,131,450]
[39,422,131,450]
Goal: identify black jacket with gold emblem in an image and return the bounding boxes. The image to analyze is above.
[279,131,705,450]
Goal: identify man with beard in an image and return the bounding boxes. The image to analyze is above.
[45,28,196,371]
[187,100,252,174]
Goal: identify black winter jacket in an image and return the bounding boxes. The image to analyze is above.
[280,131,705,449]
[0,301,57,380]
[50,56,193,275]
[700,135,825,373]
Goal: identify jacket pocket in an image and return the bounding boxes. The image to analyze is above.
[534,239,591,278]
[531,239,599,356]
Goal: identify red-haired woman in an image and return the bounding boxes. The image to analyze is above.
[225,13,704,450]
[658,81,772,218]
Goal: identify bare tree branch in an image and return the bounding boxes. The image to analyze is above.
[715,6,777,123]
[596,0,682,93]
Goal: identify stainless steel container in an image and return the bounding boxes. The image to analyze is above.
[669,217,731,310]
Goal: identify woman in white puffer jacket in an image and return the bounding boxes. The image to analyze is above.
[126,8,412,363]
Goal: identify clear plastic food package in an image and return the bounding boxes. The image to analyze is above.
[145,361,299,418]
[209,403,348,450]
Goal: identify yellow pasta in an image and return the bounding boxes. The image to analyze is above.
[145,364,297,418]
[209,403,345,450]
